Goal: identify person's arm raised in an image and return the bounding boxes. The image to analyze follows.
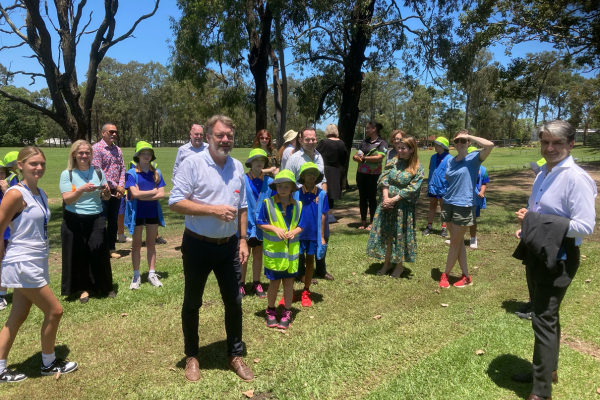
[467,135,494,162]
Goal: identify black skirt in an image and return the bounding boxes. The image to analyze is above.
[61,210,114,296]
[324,165,344,200]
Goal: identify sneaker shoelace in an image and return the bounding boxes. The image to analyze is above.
[281,310,291,321]
[254,283,264,292]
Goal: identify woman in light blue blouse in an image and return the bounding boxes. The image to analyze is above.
[60,140,115,303]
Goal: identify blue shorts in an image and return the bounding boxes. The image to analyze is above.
[427,192,443,199]
[119,197,126,215]
[264,267,297,281]
[299,240,317,255]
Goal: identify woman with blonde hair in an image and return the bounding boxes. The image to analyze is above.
[60,140,114,303]
[0,147,79,382]
[367,136,424,278]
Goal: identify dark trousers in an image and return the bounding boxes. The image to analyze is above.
[525,242,579,398]
[181,232,243,357]
[356,172,379,222]
[101,195,120,251]
[298,237,329,277]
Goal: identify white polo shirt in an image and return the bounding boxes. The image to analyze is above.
[172,141,207,179]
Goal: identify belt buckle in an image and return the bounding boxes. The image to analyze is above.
[217,237,228,244]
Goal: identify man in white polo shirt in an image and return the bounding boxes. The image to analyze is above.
[172,124,207,179]
[169,115,254,383]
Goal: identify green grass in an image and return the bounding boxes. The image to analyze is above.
[0,146,598,399]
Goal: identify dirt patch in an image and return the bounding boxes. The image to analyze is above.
[561,334,600,360]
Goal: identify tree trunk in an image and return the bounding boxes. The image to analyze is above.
[274,17,287,147]
[271,48,283,143]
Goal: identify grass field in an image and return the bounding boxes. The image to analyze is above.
[0,145,598,399]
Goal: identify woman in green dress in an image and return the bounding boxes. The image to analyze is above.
[366,136,424,278]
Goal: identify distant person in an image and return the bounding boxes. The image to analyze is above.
[422,137,451,238]
[0,160,9,311]
[125,142,166,290]
[279,130,298,170]
[92,123,126,259]
[468,146,489,249]
[0,151,20,311]
[529,158,546,176]
[385,130,406,161]
[512,120,596,400]
[439,130,494,289]
[240,149,273,299]
[353,122,388,230]
[173,124,207,179]
[367,137,424,278]
[60,140,115,304]
[252,129,280,177]
[316,124,348,223]
[0,147,78,383]
[169,115,254,383]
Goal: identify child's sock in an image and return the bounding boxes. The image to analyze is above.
[42,352,56,367]
[133,270,140,280]
[148,270,156,277]
[0,291,6,297]
[0,359,6,372]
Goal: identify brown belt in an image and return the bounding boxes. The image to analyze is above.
[185,228,233,244]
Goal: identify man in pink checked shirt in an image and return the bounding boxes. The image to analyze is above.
[92,123,126,259]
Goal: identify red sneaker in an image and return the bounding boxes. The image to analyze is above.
[453,274,473,288]
[301,290,312,307]
[278,292,296,307]
[440,273,450,289]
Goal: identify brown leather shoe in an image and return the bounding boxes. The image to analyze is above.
[227,356,255,382]
[512,370,558,383]
[320,272,334,281]
[526,394,551,400]
[300,276,317,284]
[185,357,200,382]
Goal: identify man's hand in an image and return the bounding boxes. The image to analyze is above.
[239,239,249,265]
[515,229,522,239]
[515,208,528,225]
[213,205,237,222]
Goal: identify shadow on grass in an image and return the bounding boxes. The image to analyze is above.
[62,282,121,302]
[486,354,532,399]
[113,249,131,258]
[141,271,170,283]
[175,340,248,371]
[9,344,72,378]
[364,263,414,279]
[501,299,530,314]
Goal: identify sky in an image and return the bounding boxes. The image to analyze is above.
[0,0,581,129]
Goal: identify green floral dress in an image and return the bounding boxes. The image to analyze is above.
[366,158,424,263]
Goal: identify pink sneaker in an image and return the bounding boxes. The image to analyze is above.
[440,273,450,289]
[453,274,473,288]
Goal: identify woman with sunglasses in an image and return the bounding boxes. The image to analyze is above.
[252,129,280,177]
[439,130,493,288]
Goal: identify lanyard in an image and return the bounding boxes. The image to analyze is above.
[20,183,49,245]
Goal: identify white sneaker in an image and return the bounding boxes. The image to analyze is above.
[445,239,451,245]
[118,234,132,243]
[0,296,7,311]
[148,273,163,288]
[328,214,337,223]
[470,237,478,249]
[130,276,141,290]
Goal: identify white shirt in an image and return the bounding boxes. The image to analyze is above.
[528,156,597,246]
[280,146,295,170]
[285,148,327,188]
[169,151,247,238]
[172,141,207,179]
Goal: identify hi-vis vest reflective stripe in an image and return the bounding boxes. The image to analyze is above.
[5,172,17,186]
[262,197,302,273]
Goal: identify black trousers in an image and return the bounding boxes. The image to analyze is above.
[102,195,120,251]
[297,237,329,278]
[525,241,579,398]
[356,172,380,222]
[181,232,243,357]
[61,211,114,296]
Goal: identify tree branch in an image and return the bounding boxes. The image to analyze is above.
[76,11,95,45]
[288,55,344,67]
[0,88,60,122]
[0,5,29,41]
[102,0,160,51]
[4,70,46,85]
[0,40,27,52]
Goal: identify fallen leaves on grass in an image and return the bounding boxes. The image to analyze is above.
[253,358,260,364]
[242,389,254,398]
[585,279,592,283]
[121,278,126,282]
[275,329,288,334]
[169,367,176,372]
[475,349,485,355]
[441,303,449,307]
[146,350,155,354]
[373,315,382,320]
[120,313,128,317]
[434,289,440,294]
[492,250,496,253]
[309,316,314,319]
[352,272,356,275]
[473,266,479,269]
[596,387,600,394]
[56,370,61,380]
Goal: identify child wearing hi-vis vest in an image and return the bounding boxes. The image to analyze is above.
[290,162,328,308]
[257,170,306,329]
[124,141,166,290]
[241,149,273,299]
[0,152,19,311]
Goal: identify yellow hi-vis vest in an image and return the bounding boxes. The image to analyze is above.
[5,172,17,186]
[262,197,302,273]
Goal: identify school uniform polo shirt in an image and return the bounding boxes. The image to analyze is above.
[125,169,166,219]
[247,171,264,201]
[257,194,307,231]
[298,186,329,241]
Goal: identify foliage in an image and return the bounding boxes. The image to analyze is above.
[0,86,40,146]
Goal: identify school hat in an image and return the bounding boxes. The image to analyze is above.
[467,146,478,153]
[133,141,156,163]
[433,137,449,150]
[3,151,19,168]
[283,130,298,143]
[297,162,323,185]
[268,170,298,192]
[245,148,269,168]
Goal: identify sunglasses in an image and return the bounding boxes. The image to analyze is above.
[259,137,270,140]
[453,138,468,144]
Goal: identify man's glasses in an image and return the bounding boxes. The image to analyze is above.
[104,130,118,134]
[454,138,468,144]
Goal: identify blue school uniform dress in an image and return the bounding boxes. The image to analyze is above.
[297,186,329,256]
[245,171,273,245]
[257,195,307,280]
[124,167,166,234]
[427,151,451,198]
[474,165,489,218]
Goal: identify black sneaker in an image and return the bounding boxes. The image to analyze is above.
[516,302,532,314]
[252,282,267,299]
[277,309,292,329]
[0,368,27,383]
[40,358,78,376]
[440,227,448,238]
[422,226,433,236]
[156,236,167,245]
